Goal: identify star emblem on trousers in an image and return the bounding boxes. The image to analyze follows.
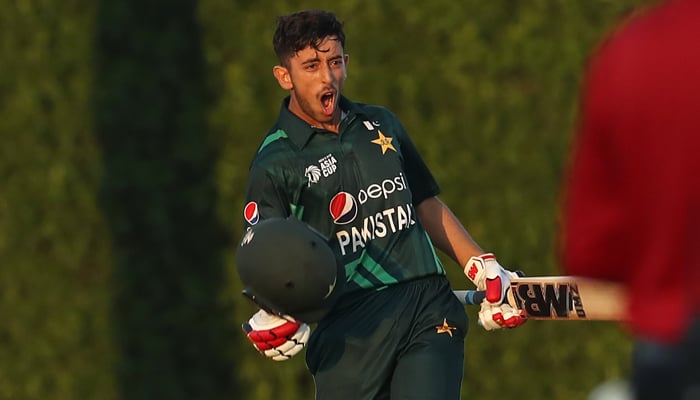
[435,318,457,337]
[370,130,396,154]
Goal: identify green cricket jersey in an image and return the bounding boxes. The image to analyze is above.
[242,96,446,293]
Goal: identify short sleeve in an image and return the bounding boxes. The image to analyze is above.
[241,165,290,229]
[394,118,441,205]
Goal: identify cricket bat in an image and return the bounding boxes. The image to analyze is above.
[454,276,627,321]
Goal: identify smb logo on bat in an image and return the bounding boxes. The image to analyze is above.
[510,282,586,319]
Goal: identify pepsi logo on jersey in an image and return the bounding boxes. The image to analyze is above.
[328,173,408,226]
[328,173,415,255]
[329,192,358,225]
[244,201,259,225]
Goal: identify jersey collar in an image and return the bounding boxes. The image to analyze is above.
[277,95,363,149]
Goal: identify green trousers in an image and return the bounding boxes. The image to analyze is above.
[306,275,468,400]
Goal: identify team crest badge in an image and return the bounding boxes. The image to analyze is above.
[370,130,396,154]
[435,318,457,337]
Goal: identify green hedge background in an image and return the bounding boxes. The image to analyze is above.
[0,0,653,399]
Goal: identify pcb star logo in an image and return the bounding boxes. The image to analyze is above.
[371,130,396,154]
[435,318,457,337]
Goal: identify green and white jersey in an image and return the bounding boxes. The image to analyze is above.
[243,96,445,293]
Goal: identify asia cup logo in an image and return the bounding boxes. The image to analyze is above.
[329,192,358,225]
[240,228,255,246]
[244,201,259,225]
[304,165,322,186]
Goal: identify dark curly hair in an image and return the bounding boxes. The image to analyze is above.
[273,10,346,66]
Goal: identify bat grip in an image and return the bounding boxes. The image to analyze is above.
[454,271,524,305]
[453,290,486,305]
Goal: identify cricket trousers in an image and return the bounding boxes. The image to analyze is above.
[632,315,700,400]
[306,275,468,400]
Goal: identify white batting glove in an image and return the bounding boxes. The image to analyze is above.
[242,309,310,361]
[464,253,527,330]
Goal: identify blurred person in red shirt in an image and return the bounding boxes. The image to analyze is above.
[560,0,700,399]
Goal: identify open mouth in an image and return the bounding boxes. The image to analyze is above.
[321,91,335,116]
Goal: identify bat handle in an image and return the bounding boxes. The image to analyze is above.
[454,271,524,305]
[453,290,486,305]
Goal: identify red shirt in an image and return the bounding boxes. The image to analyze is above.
[560,0,700,343]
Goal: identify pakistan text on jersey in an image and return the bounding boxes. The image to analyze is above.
[336,203,416,255]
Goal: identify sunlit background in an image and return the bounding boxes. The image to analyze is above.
[0,1,654,399]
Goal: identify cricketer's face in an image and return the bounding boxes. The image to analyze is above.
[273,36,349,129]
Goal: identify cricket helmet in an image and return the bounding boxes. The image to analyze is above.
[236,217,343,322]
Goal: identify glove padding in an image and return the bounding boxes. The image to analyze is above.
[478,301,527,330]
[242,309,310,361]
[464,253,527,331]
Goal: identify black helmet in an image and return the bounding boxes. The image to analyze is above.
[236,217,342,322]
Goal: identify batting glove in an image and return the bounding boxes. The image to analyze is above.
[242,309,310,361]
[464,253,527,330]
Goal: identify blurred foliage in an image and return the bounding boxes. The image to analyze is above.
[0,0,115,399]
[0,0,654,399]
[93,0,238,399]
